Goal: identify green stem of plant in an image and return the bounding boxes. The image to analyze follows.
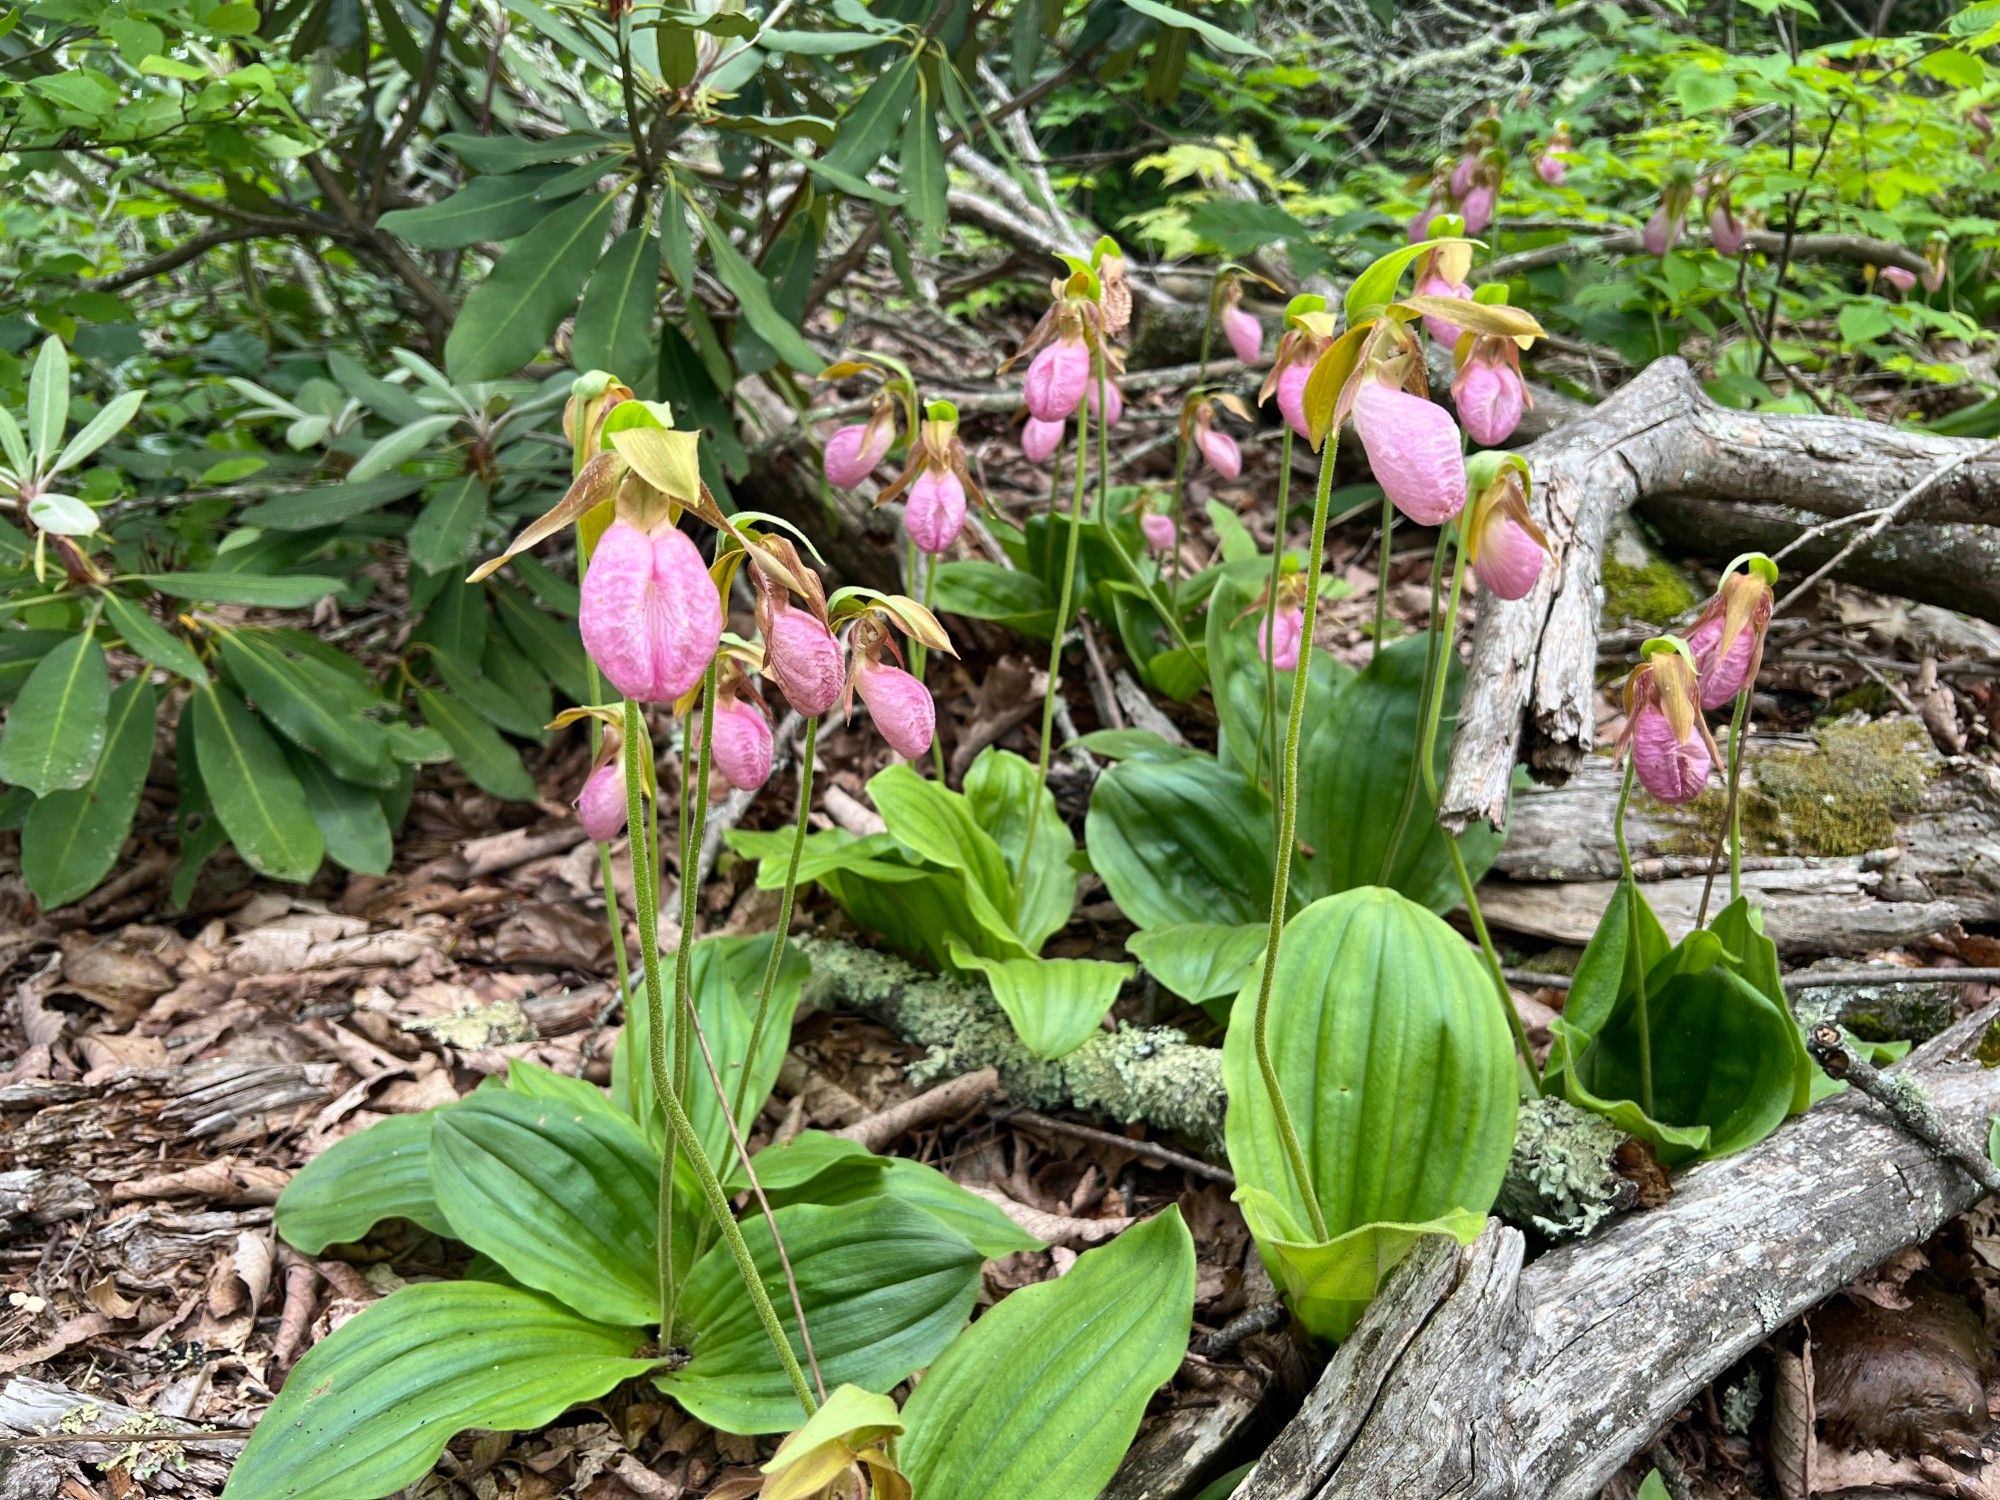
[620,702,673,1333]
[1256,427,1292,838]
[1372,494,1395,662]
[665,664,718,1314]
[1377,532,1452,885]
[1409,556,1539,1092]
[1614,760,1655,1118]
[1016,384,1091,910]
[731,716,819,1127]
[585,660,631,1005]
[1091,357,1196,661]
[1167,301,1218,606]
[919,556,945,781]
[1248,438,1340,1246]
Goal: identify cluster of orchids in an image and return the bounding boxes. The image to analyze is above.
[1407,112,1572,243]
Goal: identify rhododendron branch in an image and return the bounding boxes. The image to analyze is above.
[1249,439,1341,1244]
[1614,761,1656,1116]
[732,714,820,1127]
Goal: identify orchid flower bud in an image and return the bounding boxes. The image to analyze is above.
[1190,402,1242,479]
[1922,235,1948,293]
[1685,554,1777,709]
[1878,264,1917,296]
[1452,337,1528,448]
[579,520,723,704]
[762,598,845,717]
[1708,199,1746,257]
[1276,362,1312,441]
[854,653,935,760]
[823,404,896,488]
[905,467,967,556]
[1085,378,1125,425]
[575,760,628,843]
[1259,603,1304,671]
[1408,203,1441,243]
[1458,180,1496,234]
[1141,511,1176,555]
[1352,382,1468,527]
[1462,459,1548,601]
[712,692,775,792]
[1536,153,1565,185]
[1021,415,1065,464]
[1644,169,1695,258]
[1622,640,1717,805]
[1641,207,1682,257]
[1450,154,1478,200]
[1024,336,1091,422]
[1222,302,1263,365]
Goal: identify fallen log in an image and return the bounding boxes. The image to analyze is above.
[1240,998,2000,1500]
[1444,356,2000,832]
[1480,721,2000,955]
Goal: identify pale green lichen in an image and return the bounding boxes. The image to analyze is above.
[1721,1370,1764,1435]
[796,935,1226,1154]
[1495,1096,1633,1241]
[1877,1070,1944,1140]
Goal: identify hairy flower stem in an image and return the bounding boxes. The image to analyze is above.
[585,662,632,1003]
[1249,439,1340,1245]
[667,667,718,1294]
[1256,429,1294,835]
[1613,761,1656,1117]
[1016,382,1092,910]
[917,557,945,780]
[1091,355,1196,659]
[1167,300,1218,605]
[622,703,816,1419]
[1377,533,1452,884]
[1696,688,1753,926]
[731,716,820,1127]
[1372,494,1395,662]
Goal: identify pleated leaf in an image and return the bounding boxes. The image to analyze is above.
[276,1111,451,1254]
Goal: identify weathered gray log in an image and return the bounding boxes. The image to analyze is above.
[1444,356,2000,833]
[1240,999,2000,1500]
[1479,723,2000,955]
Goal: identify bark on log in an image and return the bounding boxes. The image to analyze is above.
[1240,999,2000,1500]
[1444,356,2000,832]
[1479,728,2000,955]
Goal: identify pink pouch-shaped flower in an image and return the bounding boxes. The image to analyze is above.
[1471,511,1546,600]
[763,600,845,717]
[711,694,775,791]
[579,521,723,703]
[1459,183,1495,234]
[1642,207,1682,257]
[1024,338,1090,421]
[1352,384,1468,527]
[855,655,935,759]
[1879,265,1917,295]
[1021,416,1065,464]
[1709,203,1746,256]
[1085,378,1124,425]
[906,468,967,556]
[1197,423,1241,479]
[1536,154,1565,185]
[1141,512,1176,555]
[1259,604,1304,671]
[1276,362,1313,442]
[1222,304,1263,365]
[823,419,893,487]
[576,762,628,842]
[1631,703,1713,804]
[1415,269,1474,348]
[1453,354,1525,448]
[1450,154,1478,199]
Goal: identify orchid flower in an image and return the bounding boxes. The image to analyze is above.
[579,519,723,704]
[1684,553,1777,710]
[1451,333,1531,448]
[575,759,628,842]
[823,397,897,488]
[1618,637,1721,804]
[711,689,776,792]
[1461,454,1549,600]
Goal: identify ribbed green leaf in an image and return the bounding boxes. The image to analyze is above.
[961,748,1073,953]
[430,1090,662,1327]
[445,193,618,381]
[949,945,1129,1060]
[276,1111,451,1254]
[662,1198,983,1434]
[219,1281,656,1500]
[1223,888,1516,1340]
[0,633,107,796]
[21,677,154,907]
[380,166,581,249]
[188,682,324,882]
[750,1137,1043,1259]
[901,1208,1195,1500]
[572,226,660,383]
[1127,922,1266,1005]
[1085,753,1271,930]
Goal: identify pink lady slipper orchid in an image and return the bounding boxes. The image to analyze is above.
[575,759,629,843]
[1642,167,1696,257]
[1025,334,1091,420]
[823,398,897,488]
[1449,153,1479,201]
[1351,380,1468,527]
[1260,602,1304,670]
[1085,378,1125,425]
[1452,334,1530,448]
[1260,326,1331,443]
[852,647,935,760]
[1706,182,1747,257]
[1878,265,1917,296]
[1922,234,1948,293]
[1021,416,1065,463]
[1187,400,1242,480]
[875,405,981,558]
[579,520,723,704]
[1535,122,1572,185]
[711,690,776,792]
[1141,510,1176,556]
[1414,239,1476,347]
[1219,279,1264,365]
[1462,455,1549,601]
[1618,638,1720,805]
[1458,174,1496,235]
[752,541,846,718]
[1684,553,1777,710]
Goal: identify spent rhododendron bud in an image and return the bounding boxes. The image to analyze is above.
[1452,337,1528,448]
[1024,336,1091,421]
[1878,264,1917,295]
[575,761,628,843]
[1352,382,1467,526]
[823,402,896,488]
[1141,511,1176,555]
[762,598,844,716]
[1685,554,1777,709]
[711,692,775,791]
[1463,457,1548,601]
[1621,639,1717,805]
[854,653,935,759]
[1021,415,1064,463]
[905,467,966,555]
[1085,378,1124,425]
[1259,603,1304,670]
[579,521,722,703]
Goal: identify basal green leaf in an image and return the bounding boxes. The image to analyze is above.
[949,946,1129,1060]
[962,747,1074,951]
[1127,922,1266,1005]
[276,1111,451,1253]
[1085,753,1271,930]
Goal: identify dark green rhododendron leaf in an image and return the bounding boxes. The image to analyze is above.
[1224,888,1516,1340]
[21,677,154,907]
[900,1207,1195,1499]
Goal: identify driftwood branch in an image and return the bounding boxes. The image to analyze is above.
[1444,356,2000,831]
[1245,999,2000,1500]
